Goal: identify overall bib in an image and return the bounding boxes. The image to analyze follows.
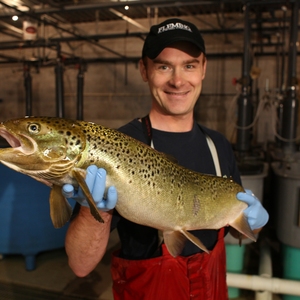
[111,228,227,300]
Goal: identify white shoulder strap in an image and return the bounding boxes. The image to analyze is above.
[206,135,222,177]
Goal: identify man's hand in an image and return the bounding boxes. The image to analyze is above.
[237,189,269,230]
[62,165,117,211]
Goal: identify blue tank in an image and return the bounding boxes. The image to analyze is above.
[0,163,74,271]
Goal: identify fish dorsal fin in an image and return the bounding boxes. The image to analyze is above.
[180,229,209,254]
[229,212,257,242]
[50,185,73,228]
[72,168,104,224]
[163,230,187,257]
[163,153,178,164]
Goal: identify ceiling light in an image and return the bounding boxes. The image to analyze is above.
[124,5,129,10]
[12,15,18,21]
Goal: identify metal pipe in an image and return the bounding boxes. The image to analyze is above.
[23,64,32,116]
[280,6,287,93]
[0,1,127,59]
[76,64,85,120]
[0,0,291,18]
[286,1,298,88]
[55,44,64,118]
[236,3,253,152]
[1,24,297,49]
[0,0,238,17]
[281,0,299,153]
[275,7,287,144]
[2,48,300,66]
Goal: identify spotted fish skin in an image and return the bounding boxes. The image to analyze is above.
[0,116,256,256]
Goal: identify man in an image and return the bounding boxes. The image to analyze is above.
[64,18,268,300]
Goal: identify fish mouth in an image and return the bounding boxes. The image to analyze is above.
[0,128,36,154]
[0,129,21,147]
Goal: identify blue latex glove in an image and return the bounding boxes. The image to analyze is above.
[62,165,117,211]
[236,189,269,230]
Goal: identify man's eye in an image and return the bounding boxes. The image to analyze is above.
[159,65,168,70]
[186,64,194,69]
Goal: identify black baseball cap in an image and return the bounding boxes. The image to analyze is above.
[142,18,206,59]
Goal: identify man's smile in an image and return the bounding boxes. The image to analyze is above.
[164,91,190,96]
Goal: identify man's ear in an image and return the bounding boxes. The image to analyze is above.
[202,56,207,80]
[139,58,148,82]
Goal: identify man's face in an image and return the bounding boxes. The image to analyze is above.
[140,41,207,118]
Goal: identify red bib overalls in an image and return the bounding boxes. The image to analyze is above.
[111,228,228,300]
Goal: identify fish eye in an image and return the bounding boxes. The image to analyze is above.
[28,123,41,134]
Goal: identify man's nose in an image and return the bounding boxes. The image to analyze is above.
[169,69,185,87]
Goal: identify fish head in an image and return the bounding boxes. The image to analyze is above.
[0,116,86,185]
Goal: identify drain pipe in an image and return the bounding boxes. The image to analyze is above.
[236,2,253,153]
[55,43,65,118]
[276,5,287,145]
[76,63,85,120]
[281,0,299,154]
[24,63,32,116]
[24,65,32,116]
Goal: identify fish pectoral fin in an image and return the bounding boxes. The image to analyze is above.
[72,168,104,224]
[50,185,73,228]
[230,212,257,242]
[163,153,178,164]
[180,229,210,254]
[163,230,187,257]
[163,229,209,257]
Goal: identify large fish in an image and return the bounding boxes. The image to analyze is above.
[0,116,256,256]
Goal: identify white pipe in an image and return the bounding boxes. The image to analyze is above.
[256,242,273,300]
[227,273,300,296]
[258,243,272,278]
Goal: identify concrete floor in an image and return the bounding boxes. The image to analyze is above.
[0,229,120,300]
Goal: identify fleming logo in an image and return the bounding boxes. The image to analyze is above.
[157,22,192,34]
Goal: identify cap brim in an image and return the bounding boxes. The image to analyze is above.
[146,36,205,59]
